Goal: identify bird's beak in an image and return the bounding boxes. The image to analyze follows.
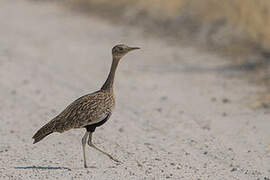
[128,47,140,51]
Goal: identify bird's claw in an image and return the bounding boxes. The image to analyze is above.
[108,155,121,163]
[84,165,97,168]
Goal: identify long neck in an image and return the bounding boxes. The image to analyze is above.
[101,57,120,91]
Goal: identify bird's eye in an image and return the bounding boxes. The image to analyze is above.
[118,47,123,51]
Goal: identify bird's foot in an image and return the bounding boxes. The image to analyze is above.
[84,164,97,168]
[91,144,122,164]
[107,154,121,164]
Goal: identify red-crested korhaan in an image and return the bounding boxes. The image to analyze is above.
[33,44,140,168]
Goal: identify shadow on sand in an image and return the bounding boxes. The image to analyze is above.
[15,166,71,171]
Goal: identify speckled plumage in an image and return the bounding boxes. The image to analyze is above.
[33,91,114,141]
[56,90,115,132]
[32,44,139,168]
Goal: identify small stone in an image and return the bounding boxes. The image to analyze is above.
[231,167,237,172]
[156,108,162,112]
[203,163,207,168]
[35,90,41,94]
[11,90,16,95]
[118,127,124,132]
[179,110,184,114]
[23,80,29,85]
[211,97,217,102]
[160,96,168,101]
[222,98,230,103]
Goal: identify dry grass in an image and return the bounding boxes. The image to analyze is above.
[72,0,270,53]
[68,0,270,100]
[190,0,270,50]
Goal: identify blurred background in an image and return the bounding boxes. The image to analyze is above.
[66,0,270,108]
[1,0,270,179]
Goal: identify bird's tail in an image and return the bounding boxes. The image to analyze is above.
[32,121,55,144]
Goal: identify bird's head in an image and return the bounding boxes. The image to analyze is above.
[112,44,140,60]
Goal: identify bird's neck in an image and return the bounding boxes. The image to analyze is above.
[101,57,120,92]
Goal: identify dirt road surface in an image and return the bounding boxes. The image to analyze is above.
[0,0,269,179]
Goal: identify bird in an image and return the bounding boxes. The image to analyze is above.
[32,44,140,168]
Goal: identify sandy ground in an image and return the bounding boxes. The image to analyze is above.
[0,0,269,179]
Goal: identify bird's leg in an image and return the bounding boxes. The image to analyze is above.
[87,132,121,163]
[82,131,89,168]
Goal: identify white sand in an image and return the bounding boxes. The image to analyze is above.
[0,0,269,179]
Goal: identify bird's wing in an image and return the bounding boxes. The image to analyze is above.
[52,91,113,132]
